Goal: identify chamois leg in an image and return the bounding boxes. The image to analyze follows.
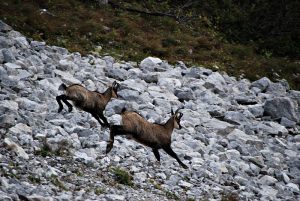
[106,125,127,154]
[56,95,64,113]
[56,95,73,112]
[62,96,73,112]
[152,149,160,162]
[163,146,188,169]
[98,112,110,127]
[91,113,106,127]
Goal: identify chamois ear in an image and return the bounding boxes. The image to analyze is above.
[171,108,174,115]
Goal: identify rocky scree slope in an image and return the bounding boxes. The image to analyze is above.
[0,21,300,201]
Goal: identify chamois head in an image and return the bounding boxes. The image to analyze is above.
[111,81,120,98]
[171,108,183,129]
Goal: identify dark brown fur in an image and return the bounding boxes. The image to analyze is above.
[106,108,188,169]
[56,81,120,127]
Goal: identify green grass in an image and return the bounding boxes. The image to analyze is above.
[0,0,299,89]
[51,175,68,191]
[111,167,133,186]
[28,175,41,184]
[35,144,52,157]
[221,193,239,201]
[94,187,105,195]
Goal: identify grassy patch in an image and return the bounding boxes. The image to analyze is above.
[165,190,180,200]
[0,0,299,89]
[51,175,68,191]
[111,167,133,186]
[35,144,52,157]
[221,192,239,201]
[73,168,84,177]
[149,179,180,200]
[28,175,41,184]
[35,140,70,157]
[94,187,105,195]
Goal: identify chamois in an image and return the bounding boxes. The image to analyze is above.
[56,81,120,127]
[106,107,188,169]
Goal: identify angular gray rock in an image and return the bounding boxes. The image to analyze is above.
[4,138,29,159]
[264,97,299,122]
[0,20,12,32]
[2,49,16,63]
[251,77,271,92]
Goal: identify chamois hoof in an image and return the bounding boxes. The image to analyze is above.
[106,143,113,154]
[181,164,188,169]
[58,108,63,113]
[104,123,110,128]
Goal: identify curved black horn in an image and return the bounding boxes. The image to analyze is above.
[174,106,184,114]
[174,108,181,114]
[171,108,174,115]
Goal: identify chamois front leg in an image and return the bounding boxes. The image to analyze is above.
[56,95,64,113]
[106,125,127,154]
[152,149,160,162]
[56,95,73,113]
[163,146,188,169]
[98,112,110,127]
[91,112,106,127]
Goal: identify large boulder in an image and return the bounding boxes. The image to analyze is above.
[203,72,227,93]
[251,77,271,92]
[263,97,299,122]
[0,20,12,32]
[140,57,162,72]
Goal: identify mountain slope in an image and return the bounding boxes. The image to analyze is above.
[0,21,300,200]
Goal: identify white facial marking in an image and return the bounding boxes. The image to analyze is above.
[174,119,179,129]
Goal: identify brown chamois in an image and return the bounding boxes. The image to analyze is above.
[56,81,120,127]
[106,107,188,169]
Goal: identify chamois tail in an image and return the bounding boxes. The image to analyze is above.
[121,107,127,114]
[58,83,67,91]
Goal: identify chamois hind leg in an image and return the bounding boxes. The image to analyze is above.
[56,95,73,112]
[106,125,127,154]
[163,145,188,169]
[152,149,160,162]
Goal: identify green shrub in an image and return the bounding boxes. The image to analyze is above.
[111,167,133,186]
[94,187,105,195]
[161,38,179,47]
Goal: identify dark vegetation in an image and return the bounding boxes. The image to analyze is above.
[1,0,299,89]
[111,167,133,186]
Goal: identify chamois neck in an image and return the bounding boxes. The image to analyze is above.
[102,87,113,103]
[164,116,175,134]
